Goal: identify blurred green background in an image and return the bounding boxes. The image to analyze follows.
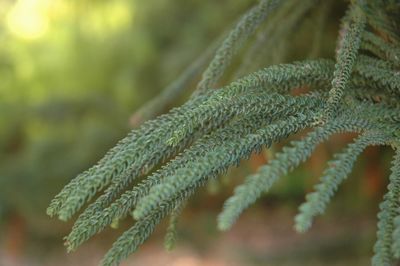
[0,0,392,265]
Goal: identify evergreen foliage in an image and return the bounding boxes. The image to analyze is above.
[374,148,400,265]
[47,0,400,265]
[295,131,390,233]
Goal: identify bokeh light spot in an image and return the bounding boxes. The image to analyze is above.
[6,0,49,40]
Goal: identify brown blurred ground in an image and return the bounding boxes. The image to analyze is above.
[1,207,375,266]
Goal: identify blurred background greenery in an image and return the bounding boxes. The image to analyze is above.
[0,0,393,265]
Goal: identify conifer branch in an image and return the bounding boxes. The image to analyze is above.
[100,194,190,266]
[361,32,400,68]
[235,0,316,77]
[65,92,319,250]
[46,1,400,264]
[47,93,212,218]
[194,0,282,94]
[373,147,400,265]
[164,201,185,251]
[218,112,377,231]
[130,33,223,126]
[360,1,400,45]
[133,107,322,220]
[354,55,400,97]
[323,3,366,120]
[295,131,390,233]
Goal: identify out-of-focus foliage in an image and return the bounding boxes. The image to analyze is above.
[0,0,252,229]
